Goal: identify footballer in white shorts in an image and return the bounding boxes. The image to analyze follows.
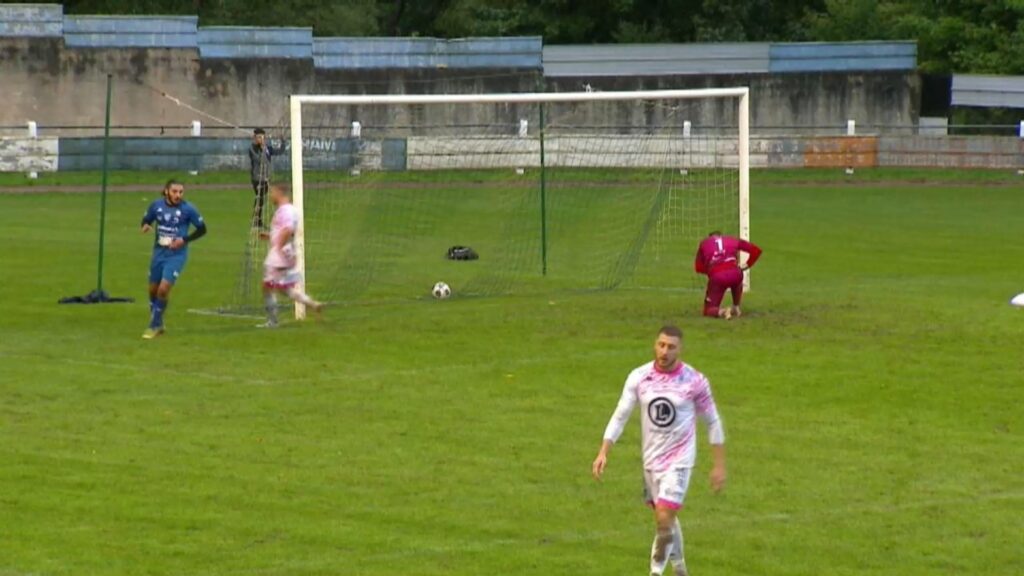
[643,467,692,510]
[593,326,727,576]
[257,184,324,328]
[262,265,302,291]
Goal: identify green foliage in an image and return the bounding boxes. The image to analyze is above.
[803,0,1024,74]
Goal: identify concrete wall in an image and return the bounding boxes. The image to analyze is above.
[0,36,545,136]
[545,71,920,133]
[0,5,923,140]
[877,135,1024,168]
[0,35,919,138]
[401,133,1021,170]
[7,133,1021,173]
[1,37,312,135]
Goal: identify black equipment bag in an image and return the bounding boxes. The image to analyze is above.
[446,246,479,261]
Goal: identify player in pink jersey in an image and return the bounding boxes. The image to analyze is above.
[592,325,726,576]
[258,184,322,328]
[694,231,762,320]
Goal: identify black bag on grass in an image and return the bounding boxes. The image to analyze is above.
[446,246,479,261]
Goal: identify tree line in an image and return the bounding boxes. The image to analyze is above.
[52,0,1024,74]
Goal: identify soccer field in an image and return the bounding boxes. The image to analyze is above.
[1,170,1022,575]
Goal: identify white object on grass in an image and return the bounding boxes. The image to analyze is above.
[1010,293,1024,307]
[27,118,37,177]
[432,282,452,300]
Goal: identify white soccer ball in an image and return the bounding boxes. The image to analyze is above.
[432,282,452,300]
[1010,293,1024,307]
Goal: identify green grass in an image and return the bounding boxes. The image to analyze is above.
[2,166,1022,188]
[1,172,1022,575]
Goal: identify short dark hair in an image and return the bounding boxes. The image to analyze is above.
[272,183,291,197]
[164,178,183,190]
[253,128,266,135]
[708,230,722,237]
[658,325,683,340]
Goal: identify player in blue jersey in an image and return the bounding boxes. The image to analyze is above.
[140,179,207,339]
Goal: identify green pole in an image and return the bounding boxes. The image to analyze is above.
[539,102,548,276]
[96,73,112,293]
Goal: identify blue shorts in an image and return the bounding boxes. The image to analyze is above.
[149,252,188,285]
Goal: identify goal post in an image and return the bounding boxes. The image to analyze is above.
[289,95,308,319]
[281,87,750,318]
[738,90,751,291]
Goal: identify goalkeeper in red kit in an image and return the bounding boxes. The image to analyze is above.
[694,231,762,320]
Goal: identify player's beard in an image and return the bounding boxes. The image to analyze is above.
[656,355,679,371]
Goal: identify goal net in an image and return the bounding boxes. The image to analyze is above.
[218,89,749,317]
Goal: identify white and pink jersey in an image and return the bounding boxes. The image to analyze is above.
[603,361,724,472]
[264,202,299,269]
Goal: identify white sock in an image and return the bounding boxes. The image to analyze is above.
[650,526,674,575]
[286,286,316,307]
[669,518,686,574]
[264,292,278,323]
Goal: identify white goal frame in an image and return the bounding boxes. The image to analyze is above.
[288,88,750,318]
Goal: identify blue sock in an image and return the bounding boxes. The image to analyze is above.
[150,298,168,329]
[149,295,157,313]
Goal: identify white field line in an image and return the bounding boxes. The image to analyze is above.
[186,307,267,320]
[187,298,360,319]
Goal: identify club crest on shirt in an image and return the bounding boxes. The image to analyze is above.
[161,210,181,224]
[648,397,676,428]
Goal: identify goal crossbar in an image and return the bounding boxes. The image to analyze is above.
[288,88,751,318]
[291,88,749,106]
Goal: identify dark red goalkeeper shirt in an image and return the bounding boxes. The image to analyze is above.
[694,235,762,275]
